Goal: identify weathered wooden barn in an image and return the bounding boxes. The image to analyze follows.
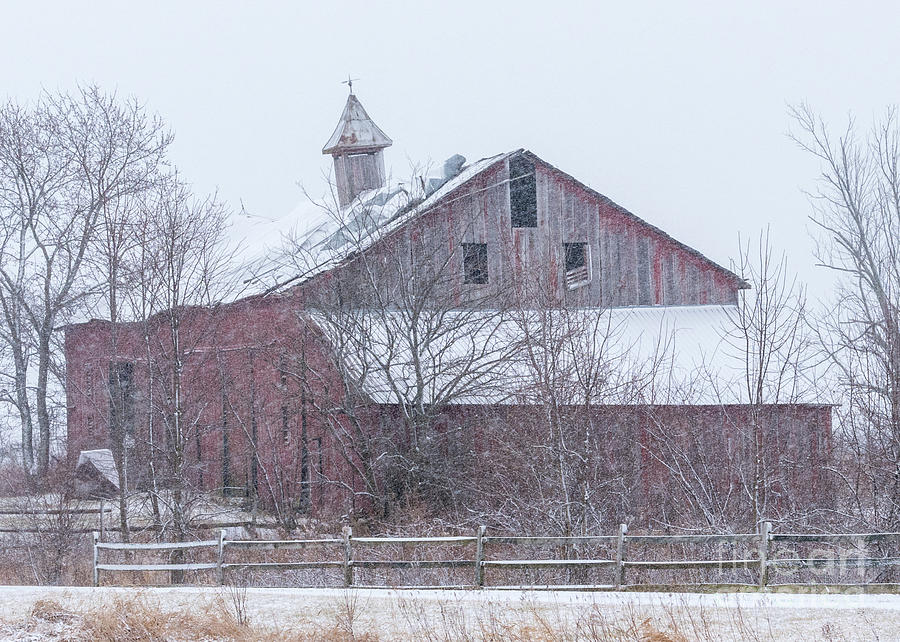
[65,93,832,522]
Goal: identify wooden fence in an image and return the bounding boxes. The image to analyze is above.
[0,504,113,535]
[91,522,900,591]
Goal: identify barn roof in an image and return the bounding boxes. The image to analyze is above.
[311,304,827,407]
[238,151,514,293]
[76,449,120,489]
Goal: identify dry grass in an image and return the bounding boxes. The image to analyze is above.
[3,594,377,641]
[6,596,279,641]
[389,592,874,641]
[0,589,887,641]
[392,592,704,641]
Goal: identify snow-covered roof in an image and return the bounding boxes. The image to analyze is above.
[322,94,393,155]
[76,449,120,489]
[238,152,514,294]
[312,304,827,407]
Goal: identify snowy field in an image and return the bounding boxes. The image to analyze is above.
[0,586,899,640]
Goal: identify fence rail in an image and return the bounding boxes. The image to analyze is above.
[90,521,900,591]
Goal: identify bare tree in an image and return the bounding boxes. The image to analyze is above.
[89,96,172,541]
[489,275,666,537]
[0,101,58,475]
[641,230,822,532]
[792,104,900,529]
[130,175,234,544]
[279,179,517,518]
[725,231,814,526]
[0,86,170,480]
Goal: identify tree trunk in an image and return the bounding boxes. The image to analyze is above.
[35,328,52,478]
[14,351,34,474]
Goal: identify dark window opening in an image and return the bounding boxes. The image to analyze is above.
[463,243,489,284]
[509,156,537,227]
[108,361,135,442]
[564,243,586,272]
[564,242,590,288]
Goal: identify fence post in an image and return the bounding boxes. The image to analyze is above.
[475,525,486,588]
[217,529,225,585]
[759,520,771,589]
[92,531,100,587]
[342,527,353,587]
[615,523,627,589]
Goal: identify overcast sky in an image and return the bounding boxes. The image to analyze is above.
[2,1,898,304]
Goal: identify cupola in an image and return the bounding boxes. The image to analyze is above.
[322,92,392,207]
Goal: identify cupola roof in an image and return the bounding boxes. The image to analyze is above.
[322,93,392,155]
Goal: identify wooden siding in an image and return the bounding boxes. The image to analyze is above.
[64,294,359,516]
[332,154,741,308]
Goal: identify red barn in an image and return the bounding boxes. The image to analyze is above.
[65,93,832,526]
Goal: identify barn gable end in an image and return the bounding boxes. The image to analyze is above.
[300,148,747,309]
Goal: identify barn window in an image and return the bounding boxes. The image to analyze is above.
[463,243,489,284]
[564,242,591,289]
[108,361,135,440]
[509,156,537,227]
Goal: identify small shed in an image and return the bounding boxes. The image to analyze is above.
[74,449,120,499]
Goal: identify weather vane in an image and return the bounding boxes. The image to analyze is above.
[342,75,360,95]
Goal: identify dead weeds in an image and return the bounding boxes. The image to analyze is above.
[0,589,870,641]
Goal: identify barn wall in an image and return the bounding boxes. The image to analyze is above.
[64,293,358,516]
[426,402,833,525]
[66,290,832,524]
[304,154,741,309]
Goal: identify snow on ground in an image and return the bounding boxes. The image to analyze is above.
[0,492,290,533]
[0,586,898,640]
